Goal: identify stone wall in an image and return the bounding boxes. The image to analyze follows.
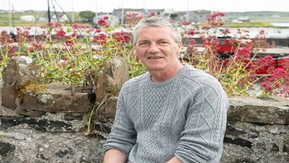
[1,56,289,162]
[221,96,289,163]
[1,90,289,162]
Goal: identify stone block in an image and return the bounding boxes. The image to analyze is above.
[228,96,289,125]
[1,56,41,109]
[0,141,15,157]
[96,56,129,102]
[98,96,117,122]
[20,84,91,113]
[1,85,17,109]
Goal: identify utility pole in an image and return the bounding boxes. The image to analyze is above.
[95,0,98,20]
[8,0,14,28]
[8,0,16,41]
[47,0,51,23]
[121,0,125,25]
[71,0,75,23]
[186,0,189,21]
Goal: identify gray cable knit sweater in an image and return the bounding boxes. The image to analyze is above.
[103,65,229,163]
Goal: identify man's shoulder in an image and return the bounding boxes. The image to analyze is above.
[181,65,218,84]
[178,65,225,93]
[181,65,227,98]
[121,72,148,92]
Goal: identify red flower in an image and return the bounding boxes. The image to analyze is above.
[29,42,44,52]
[112,32,131,43]
[261,82,273,91]
[64,34,76,46]
[98,19,107,26]
[149,12,157,17]
[56,28,66,37]
[71,23,90,29]
[188,29,195,36]
[251,55,275,74]
[220,28,231,35]
[217,39,236,54]
[187,39,196,46]
[260,67,287,93]
[9,46,15,56]
[72,24,80,29]
[235,48,251,61]
[65,41,74,46]
[93,33,107,45]
[125,12,142,19]
[207,12,225,19]
[202,40,212,47]
[95,28,101,33]
[278,58,289,69]
[272,68,287,79]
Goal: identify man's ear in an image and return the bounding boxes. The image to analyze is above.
[132,47,136,56]
[176,42,183,52]
[133,48,136,53]
[132,48,139,60]
[177,42,183,49]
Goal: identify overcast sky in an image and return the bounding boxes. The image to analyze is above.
[1,0,289,12]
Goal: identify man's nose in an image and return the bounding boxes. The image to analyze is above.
[147,43,160,53]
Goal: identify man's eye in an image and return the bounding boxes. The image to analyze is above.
[159,41,169,45]
[138,42,148,46]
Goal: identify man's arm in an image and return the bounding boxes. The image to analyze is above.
[103,149,128,163]
[174,76,229,162]
[102,85,137,162]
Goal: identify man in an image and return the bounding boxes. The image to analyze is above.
[103,16,229,163]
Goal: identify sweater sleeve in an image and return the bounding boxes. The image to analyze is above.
[174,76,229,163]
[102,85,137,155]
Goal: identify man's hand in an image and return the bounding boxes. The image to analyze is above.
[103,149,128,163]
[166,156,183,163]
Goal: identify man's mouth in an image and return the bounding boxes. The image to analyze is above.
[148,56,162,59]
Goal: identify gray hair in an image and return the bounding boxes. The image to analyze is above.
[132,16,182,45]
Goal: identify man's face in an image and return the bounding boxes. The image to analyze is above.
[134,26,181,73]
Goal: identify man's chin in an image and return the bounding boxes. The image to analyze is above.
[143,62,167,71]
[146,66,165,72]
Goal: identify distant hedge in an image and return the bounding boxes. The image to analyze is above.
[227,22,273,28]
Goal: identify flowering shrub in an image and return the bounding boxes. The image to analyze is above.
[1,14,288,136]
[0,18,145,96]
[125,12,143,25]
[0,13,288,98]
[185,12,289,97]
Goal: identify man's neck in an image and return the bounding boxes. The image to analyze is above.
[150,63,184,83]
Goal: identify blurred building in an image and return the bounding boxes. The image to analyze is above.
[20,15,35,22]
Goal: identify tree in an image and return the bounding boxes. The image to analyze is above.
[79,11,96,23]
[170,13,178,20]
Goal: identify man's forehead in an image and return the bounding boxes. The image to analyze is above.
[138,26,172,31]
[137,27,172,37]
